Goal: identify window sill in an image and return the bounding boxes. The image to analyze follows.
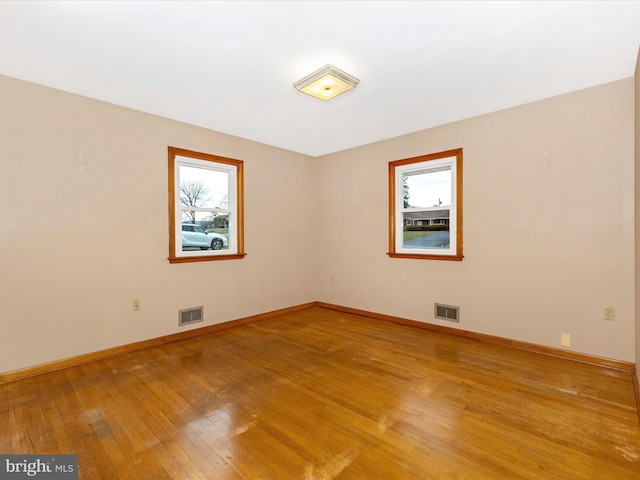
[387,253,464,261]
[168,253,247,264]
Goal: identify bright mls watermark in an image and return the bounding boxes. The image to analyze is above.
[0,455,77,479]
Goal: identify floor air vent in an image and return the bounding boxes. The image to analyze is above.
[179,306,204,327]
[434,303,460,323]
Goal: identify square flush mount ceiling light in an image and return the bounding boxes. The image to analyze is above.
[293,64,360,101]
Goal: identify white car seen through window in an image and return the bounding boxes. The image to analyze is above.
[181,224,228,250]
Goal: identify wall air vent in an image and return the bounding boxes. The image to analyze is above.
[434,303,460,323]
[179,306,203,327]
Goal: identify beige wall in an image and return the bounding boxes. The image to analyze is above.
[635,48,640,381]
[1,73,636,373]
[318,78,636,362]
[0,75,317,373]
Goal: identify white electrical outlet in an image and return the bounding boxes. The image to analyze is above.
[132,299,141,311]
[560,333,571,347]
[603,306,615,321]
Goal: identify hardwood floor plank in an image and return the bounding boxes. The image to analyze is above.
[2,307,639,479]
[103,363,222,480]
[0,383,9,453]
[102,350,247,479]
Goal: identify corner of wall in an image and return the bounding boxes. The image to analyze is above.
[634,46,640,391]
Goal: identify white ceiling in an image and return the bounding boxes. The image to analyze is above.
[1,1,639,157]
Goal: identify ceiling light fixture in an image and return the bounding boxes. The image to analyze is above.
[293,64,359,101]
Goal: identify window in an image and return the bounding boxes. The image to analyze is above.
[168,147,245,263]
[388,148,463,260]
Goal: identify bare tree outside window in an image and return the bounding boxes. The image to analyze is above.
[208,194,229,228]
[216,194,228,209]
[180,180,210,224]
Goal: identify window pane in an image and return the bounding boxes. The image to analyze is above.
[403,167,451,209]
[402,210,450,250]
[179,165,229,210]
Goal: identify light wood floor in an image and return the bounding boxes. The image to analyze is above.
[1,307,639,479]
